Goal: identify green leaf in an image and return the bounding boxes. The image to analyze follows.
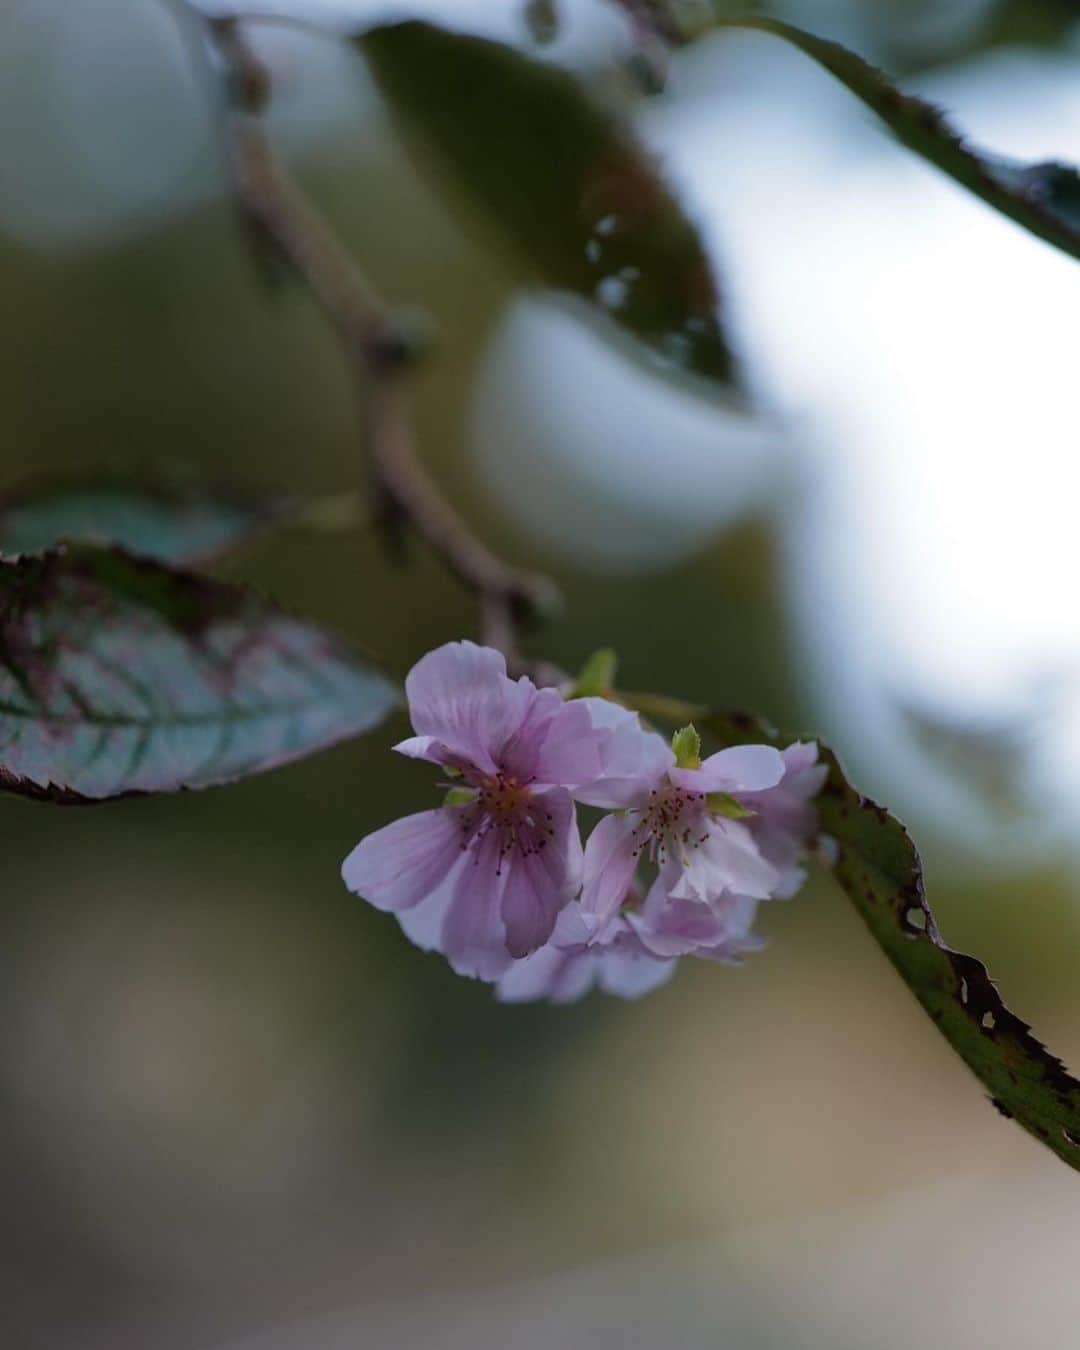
[625,690,1080,1174]
[0,545,398,802]
[650,13,1080,261]
[0,471,287,566]
[703,709,1080,1173]
[359,21,735,387]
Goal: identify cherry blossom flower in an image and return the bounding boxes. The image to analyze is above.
[503,721,823,1003]
[341,642,642,979]
[577,724,786,929]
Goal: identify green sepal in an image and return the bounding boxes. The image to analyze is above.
[706,791,754,819]
[671,723,701,769]
[443,786,476,807]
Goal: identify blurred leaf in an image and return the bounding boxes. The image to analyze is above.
[670,15,1080,260]
[973,0,1080,56]
[629,690,1080,1174]
[0,471,288,565]
[0,545,398,802]
[898,699,1035,818]
[359,21,735,388]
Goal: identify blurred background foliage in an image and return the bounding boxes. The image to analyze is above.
[3,1,1080,1347]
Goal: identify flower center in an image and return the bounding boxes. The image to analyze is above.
[457,773,556,875]
[630,780,708,866]
[476,772,529,820]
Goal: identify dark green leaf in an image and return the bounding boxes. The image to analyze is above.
[0,471,288,565]
[627,690,1080,1174]
[707,709,1080,1172]
[639,12,1080,261]
[359,21,735,387]
[0,545,398,801]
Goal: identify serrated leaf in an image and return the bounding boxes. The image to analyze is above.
[0,471,287,565]
[359,21,735,386]
[626,690,1080,1174]
[702,709,1080,1173]
[0,545,398,801]
[689,16,1080,261]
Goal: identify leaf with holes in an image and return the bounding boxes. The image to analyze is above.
[0,545,398,801]
[0,471,290,565]
[677,16,1080,261]
[359,21,735,388]
[705,710,1080,1172]
[625,690,1080,1174]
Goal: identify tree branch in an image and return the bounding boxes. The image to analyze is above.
[164,1,558,666]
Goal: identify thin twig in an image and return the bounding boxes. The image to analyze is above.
[164,0,558,667]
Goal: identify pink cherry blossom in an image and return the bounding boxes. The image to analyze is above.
[341,642,641,979]
[578,727,786,929]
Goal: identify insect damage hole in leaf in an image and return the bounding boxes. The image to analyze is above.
[358,20,737,391]
[0,544,398,801]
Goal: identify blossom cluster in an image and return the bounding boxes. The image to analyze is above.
[342,643,825,1002]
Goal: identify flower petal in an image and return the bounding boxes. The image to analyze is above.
[404,641,530,775]
[632,890,761,958]
[741,741,827,898]
[396,849,473,949]
[574,719,673,810]
[392,734,452,766]
[500,788,580,958]
[526,695,606,787]
[495,943,596,1004]
[671,817,780,903]
[341,807,463,913]
[597,948,677,999]
[580,811,640,925]
[439,829,515,979]
[669,744,784,794]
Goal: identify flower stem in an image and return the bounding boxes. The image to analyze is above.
[162,0,558,667]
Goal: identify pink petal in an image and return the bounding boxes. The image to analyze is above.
[341,808,463,912]
[500,788,580,958]
[632,891,761,958]
[669,744,784,794]
[496,944,596,1004]
[395,851,471,951]
[597,948,677,999]
[404,641,530,776]
[574,721,673,810]
[527,696,605,787]
[439,829,515,979]
[580,812,640,925]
